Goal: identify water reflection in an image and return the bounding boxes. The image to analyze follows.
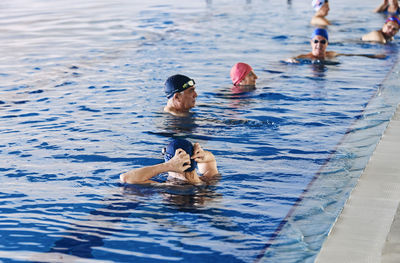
[151,112,198,138]
[123,177,221,210]
[44,197,140,259]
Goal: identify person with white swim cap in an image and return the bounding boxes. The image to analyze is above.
[311,0,331,27]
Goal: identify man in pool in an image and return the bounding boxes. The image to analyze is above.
[287,28,338,62]
[311,0,331,27]
[287,28,386,63]
[163,74,198,117]
[362,16,400,44]
[230,62,258,87]
[120,138,218,184]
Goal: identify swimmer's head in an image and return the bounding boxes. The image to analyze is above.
[164,74,196,99]
[230,62,256,86]
[386,16,400,26]
[311,28,328,41]
[312,0,328,11]
[383,16,400,38]
[163,138,197,172]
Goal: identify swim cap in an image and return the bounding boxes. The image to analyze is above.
[386,16,400,26]
[164,74,196,99]
[311,28,329,41]
[163,138,197,172]
[312,0,328,11]
[230,62,253,86]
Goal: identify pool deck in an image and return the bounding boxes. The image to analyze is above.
[315,103,400,263]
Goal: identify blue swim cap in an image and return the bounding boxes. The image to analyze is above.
[164,74,195,99]
[311,28,329,41]
[163,138,197,172]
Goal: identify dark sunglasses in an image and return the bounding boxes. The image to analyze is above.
[313,39,327,45]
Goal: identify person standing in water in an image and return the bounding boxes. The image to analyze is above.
[163,74,198,117]
[120,138,218,185]
[287,28,386,63]
[287,28,337,62]
[311,0,331,27]
[362,16,400,44]
[375,0,400,16]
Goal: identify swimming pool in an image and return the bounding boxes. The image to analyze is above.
[0,0,399,262]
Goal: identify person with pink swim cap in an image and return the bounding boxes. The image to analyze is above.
[230,62,258,89]
[311,0,331,27]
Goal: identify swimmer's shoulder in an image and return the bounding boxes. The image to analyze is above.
[326,51,339,58]
[362,30,385,43]
[310,16,331,26]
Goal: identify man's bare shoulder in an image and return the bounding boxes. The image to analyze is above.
[326,51,339,58]
[310,16,331,26]
[362,30,386,43]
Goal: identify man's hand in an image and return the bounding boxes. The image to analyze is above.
[167,149,191,173]
[192,143,206,163]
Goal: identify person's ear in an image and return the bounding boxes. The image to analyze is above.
[173,92,181,101]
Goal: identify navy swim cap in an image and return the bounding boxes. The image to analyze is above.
[163,138,197,172]
[164,74,195,99]
[311,28,329,41]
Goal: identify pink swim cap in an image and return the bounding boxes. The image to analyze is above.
[230,62,253,85]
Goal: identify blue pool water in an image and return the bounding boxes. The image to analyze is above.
[1,0,400,262]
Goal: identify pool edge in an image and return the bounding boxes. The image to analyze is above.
[315,103,400,262]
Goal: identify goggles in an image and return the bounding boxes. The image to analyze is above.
[182,79,195,90]
[313,39,327,44]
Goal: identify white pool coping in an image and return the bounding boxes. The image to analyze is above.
[315,103,400,263]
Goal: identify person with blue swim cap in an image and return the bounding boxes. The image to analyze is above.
[287,28,338,62]
[362,16,400,43]
[311,0,331,27]
[120,138,218,184]
[163,74,198,117]
[286,28,386,63]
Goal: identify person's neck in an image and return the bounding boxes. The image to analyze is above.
[164,101,190,117]
[311,52,326,60]
[168,171,202,184]
[388,4,399,12]
[315,11,326,18]
[381,30,393,41]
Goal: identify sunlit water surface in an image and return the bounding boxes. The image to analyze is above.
[0,0,399,262]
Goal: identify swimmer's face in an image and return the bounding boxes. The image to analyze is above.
[319,2,330,16]
[382,21,400,38]
[179,86,197,110]
[311,35,328,59]
[239,70,258,86]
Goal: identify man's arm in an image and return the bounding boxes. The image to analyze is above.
[120,149,191,184]
[285,53,313,63]
[375,0,388,12]
[191,143,218,177]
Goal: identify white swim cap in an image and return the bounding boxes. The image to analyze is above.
[312,0,327,11]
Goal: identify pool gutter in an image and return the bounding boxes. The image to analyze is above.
[315,102,400,263]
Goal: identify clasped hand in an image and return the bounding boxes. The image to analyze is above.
[167,149,191,173]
